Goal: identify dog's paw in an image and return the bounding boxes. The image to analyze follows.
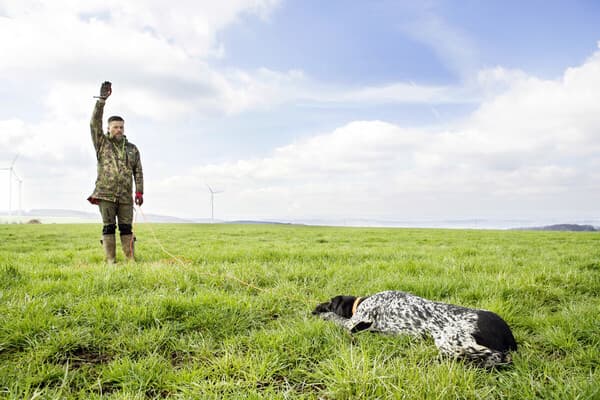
[350,320,373,333]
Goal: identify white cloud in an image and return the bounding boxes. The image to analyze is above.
[0,0,488,126]
[314,82,477,105]
[0,119,27,148]
[0,0,280,60]
[149,47,600,219]
[0,0,289,121]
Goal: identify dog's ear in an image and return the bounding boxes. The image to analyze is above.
[330,296,343,306]
[314,295,355,318]
[331,295,355,318]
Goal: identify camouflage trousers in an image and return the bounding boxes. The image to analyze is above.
[98,200,134,235]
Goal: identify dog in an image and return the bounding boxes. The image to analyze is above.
[313,290,517,368]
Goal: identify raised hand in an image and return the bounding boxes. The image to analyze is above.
[96,81,112,100]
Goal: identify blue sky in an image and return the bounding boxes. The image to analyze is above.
[1,0,600,224]
[203,0,600,161]
[219,1,600,82]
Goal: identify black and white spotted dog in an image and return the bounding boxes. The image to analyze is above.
[313,290,517,368]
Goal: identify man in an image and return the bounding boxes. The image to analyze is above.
[87,81,144,264]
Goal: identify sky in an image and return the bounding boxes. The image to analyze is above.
[1,0,600,224]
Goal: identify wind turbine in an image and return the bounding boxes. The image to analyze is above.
[206,184,223,222]
[1,154,21,217]
[12,170,23,216]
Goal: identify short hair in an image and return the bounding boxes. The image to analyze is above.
[108,115,124,123]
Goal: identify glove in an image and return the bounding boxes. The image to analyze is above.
[87,196,100,205]
[135,192,143,206]
[95,81,112,100]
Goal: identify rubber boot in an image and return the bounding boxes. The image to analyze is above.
[102,234,117,264]
[121,234,135,261]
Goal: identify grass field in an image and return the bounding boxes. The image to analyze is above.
[0,223,599,399]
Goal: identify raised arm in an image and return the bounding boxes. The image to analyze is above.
[90,99,106,152]
[90,81,112,152]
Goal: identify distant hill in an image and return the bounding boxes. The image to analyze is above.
[2,210,599,230]
[25,209,97,219]
[225,220,296,225]
[513,224,598,232]
[0,209,197,223]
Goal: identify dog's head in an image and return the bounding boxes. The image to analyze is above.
[312,295,357,318]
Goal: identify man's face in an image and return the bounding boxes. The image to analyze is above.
[108,120,124,139]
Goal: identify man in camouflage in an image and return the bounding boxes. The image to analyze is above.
[87,81,144,264]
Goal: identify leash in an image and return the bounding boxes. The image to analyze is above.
[130,206,137,256]
[132,206,312,306]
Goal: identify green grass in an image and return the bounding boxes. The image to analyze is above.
[0,223,599,399]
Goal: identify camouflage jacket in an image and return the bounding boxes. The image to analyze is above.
[89,100,143,204]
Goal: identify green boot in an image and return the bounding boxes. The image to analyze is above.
[121,234,135,261]
[102,234,116,264]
